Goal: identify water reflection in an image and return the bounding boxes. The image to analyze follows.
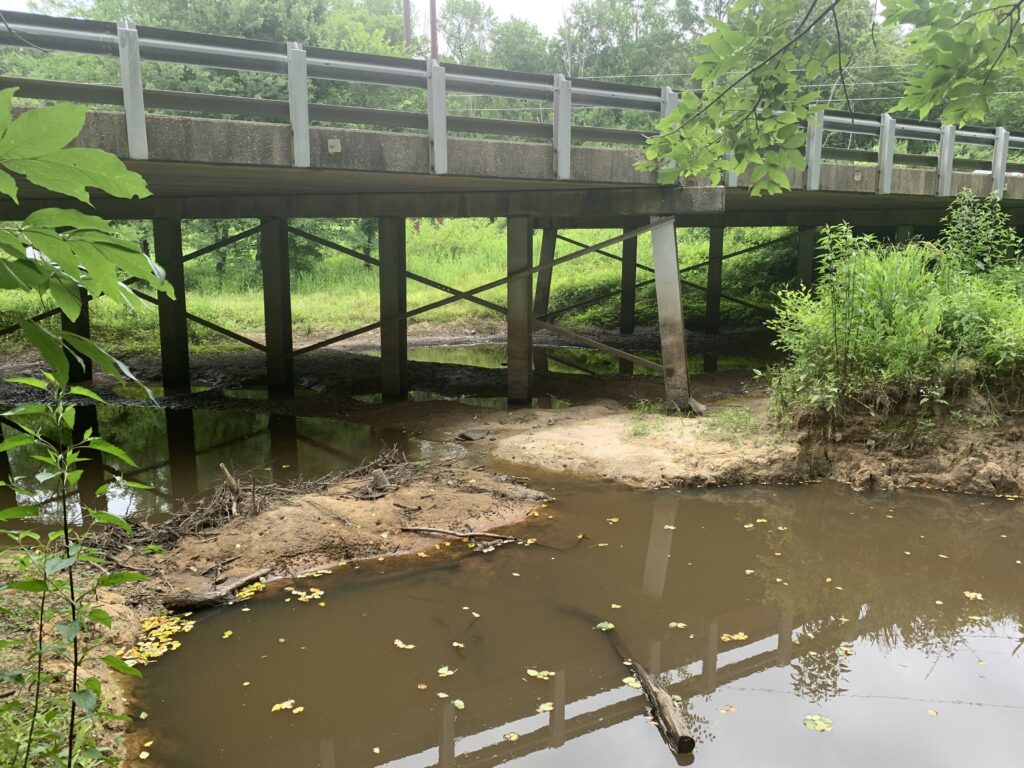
[131,481,1024,767]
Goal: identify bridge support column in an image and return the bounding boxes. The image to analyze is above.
[260,218,293,396]
[269,413,299,484]
[153,219,191,394]
[165,408,198,509]
[798,227,819,286]
[378,217,408,398]
[651,216,690,407]
[507,217,533,404]
[619,231,638,374]
[894,225,914,244]
[61,288,91,383]
[704,226,724,373]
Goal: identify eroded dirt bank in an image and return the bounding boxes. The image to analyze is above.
[350,395,1024,496]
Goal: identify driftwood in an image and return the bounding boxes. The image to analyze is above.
[162,567,271,612]
[607,627,695,755]
[400,526,518,542]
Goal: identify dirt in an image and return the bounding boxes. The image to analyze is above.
[115,463,548,613]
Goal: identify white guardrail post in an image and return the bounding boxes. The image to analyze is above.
[286,42,311,168]
[553,74,572,180]
[877,113,895,194]
[426,60,448,175]
[804,111,823,191]
[937,124,955,196]
[116,19,148,160]
[992,127,1009,199]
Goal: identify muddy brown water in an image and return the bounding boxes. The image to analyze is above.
[127,466,1024,764]
[5,404,1024,766]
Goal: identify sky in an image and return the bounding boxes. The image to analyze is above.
[1,0,572,36]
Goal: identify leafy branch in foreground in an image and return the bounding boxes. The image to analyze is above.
[643,0,1024,194]
[1,87,170,766]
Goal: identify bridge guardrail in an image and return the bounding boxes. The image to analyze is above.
[1,10,1022,194]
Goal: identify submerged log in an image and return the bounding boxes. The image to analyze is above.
[162,567,272,612]
[608,628,695,755]
[400,526,518,542]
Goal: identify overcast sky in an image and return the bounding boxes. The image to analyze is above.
[1,1,571,36]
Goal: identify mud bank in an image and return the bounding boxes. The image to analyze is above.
[116,462,548,613]
[351,396,1024,496]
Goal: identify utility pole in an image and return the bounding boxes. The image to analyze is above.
[429,0,438,61]
[402,0,412,53]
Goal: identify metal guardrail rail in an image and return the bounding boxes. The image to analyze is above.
[2,10,1024,195]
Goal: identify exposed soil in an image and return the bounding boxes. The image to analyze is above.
[114,462,549,613]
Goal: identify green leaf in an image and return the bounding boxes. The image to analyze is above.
[18,320,69,386]
[70,688,99,714]
[0,433,33,454]
[5,376,48,390]
[0,168,16,203]
[96,571,147,587]
[85,437,137,468]
[3,579,48,592]
[69,385,106,403]
[56,620,81,642]
[44,555,77,576]
[6,147,150,203]
[0,103,86,160]
[88,607,112,629]
[0,505,37,521]
[101,655,142,678]
[89,509,132,533]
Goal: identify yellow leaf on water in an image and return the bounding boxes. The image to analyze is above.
[222,630,233,639]
[452,641,465,648]
[928,709,938,717]
[437,692,449,699]
[393,639,416,650]
[610,603,622,609]
[607,517,619,524]
[453,699,465,710]
[417,683,428,690]
[663,524,676,530]
[719,705,738,714]
[271,699,295,713]
[720,632,749,642]
[622,676,642,689]
[293,706,304,714]
[437,666,456,678]
[372,746,380,754]
[139,752,150,760]
[963,591,984,601]
[537,702,554,713]
[144,741,154,748]
[504,732,520,742]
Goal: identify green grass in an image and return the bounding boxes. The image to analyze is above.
[702,406,761,444]
[0,219,797,359]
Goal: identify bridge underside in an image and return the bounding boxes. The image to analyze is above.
[6,111,1021,405]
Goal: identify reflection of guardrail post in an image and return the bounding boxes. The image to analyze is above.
[117,20,148,160]
[937,124,955,196]
[549,671,566,747]
[992,127,1009,199]
[877,114,895,194]
[776,609,794,666]
[438,700,456,767]
[427,60,448,175]
[318,739,336,768]
[553,74,572,180]
[165,408,198,509]
[804,112,823,191]
[703,620,719,694]
[643,494,677,597]
[286,42,311,168]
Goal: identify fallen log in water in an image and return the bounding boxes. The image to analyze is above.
[607,627,696,755]
[400,526,519,542]
[162,567,272,612]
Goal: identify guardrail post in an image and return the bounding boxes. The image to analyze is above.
[286,42,311,168]
[427,60,448,175]
[553,74,572,179]
[117,20,148,160]
[878,113,895,194]
[937,124,955,196]
[992,127,1009,199]
[804,112,823,191]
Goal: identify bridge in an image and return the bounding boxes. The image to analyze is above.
[4,10,1024,405]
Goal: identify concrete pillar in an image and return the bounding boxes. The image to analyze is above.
[61,288,91,383]
[438,701,456,768]
[533,228,556,320]
[165,408,198,509]
[153,219,191,393]
[650,217,690,407]
[378,217,408,398]
[642,494,676,598]
[704,227,724,374]
[548,671,566,747]
[798,227,818,286]
[0,422,19,510]
[703,620,719,694]
[269,413,298,484]
[619,231,638,375]
[894,225,914,244]
[260,218,293,396]
[73,405,106,512]
[507,217,533,404]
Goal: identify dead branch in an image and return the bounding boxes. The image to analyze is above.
[400,526,518,542]
[162,567,272,612]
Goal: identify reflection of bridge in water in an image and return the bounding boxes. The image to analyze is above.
[6,10,1024,407]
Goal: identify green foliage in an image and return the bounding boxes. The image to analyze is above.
[767,195,1024,419]
[939,190,1022,273]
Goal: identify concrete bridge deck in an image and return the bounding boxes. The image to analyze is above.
[4,10,1024,405]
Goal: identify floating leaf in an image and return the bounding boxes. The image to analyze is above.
[720,632,748,642]
[139,752,150,760]
[452,641,465,648]
[222,630,233,639]
[622,676,642,689]
[504,733,520,742]
[744,569,755,575]
[719,705,738,714]
[271,699,295,713]
[963,591,984,601]
[594,621,615,631]
[837,646,855,656]
[607,517,619,524]
[453,699,465,710]
[928,708,938,717]
[803,714,833,732]
[293,706,305,714]
[393,638,416,650]
[437,666,456,678]
[668,621,687,629]
[437,692,449,699]
[526,669,555,680]
[610,603,622,609]
[537,702,554,713]
[663,524,676,530]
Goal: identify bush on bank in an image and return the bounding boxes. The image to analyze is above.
[768,192,1024,420]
